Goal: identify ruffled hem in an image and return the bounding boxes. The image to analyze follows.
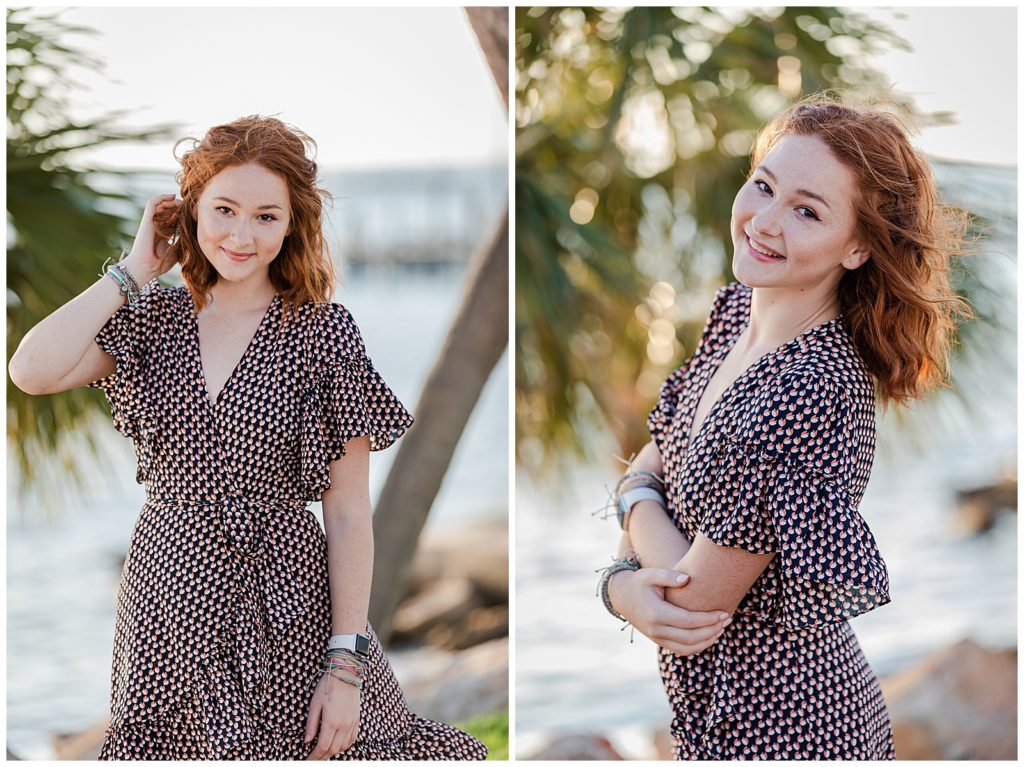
[99,715,487,761]
[300,351,414,499]
[700,436,890,631]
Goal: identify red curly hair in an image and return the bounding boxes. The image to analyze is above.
[156,115,335,312]
[750,95,973,406]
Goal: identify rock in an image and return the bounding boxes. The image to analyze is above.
[406,518,508,603]
[955,475,1017,535]
[881,638,1016,760]
[53,717,109,760]
[652,726,675,760]
[399,637,508,723]
[425,604,509,650]
[524,732,624,760]
[391,577,481,641]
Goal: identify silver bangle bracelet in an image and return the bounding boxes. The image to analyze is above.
[596,554,641,622]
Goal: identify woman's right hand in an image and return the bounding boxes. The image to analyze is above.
[121,193,181,285]
[608,567,731,655]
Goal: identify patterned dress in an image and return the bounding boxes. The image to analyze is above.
[89,285,487,760]
[647,282,894,760]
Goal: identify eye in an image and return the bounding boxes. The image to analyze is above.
[258,213,277,222]
[754,179,772,195]
[797,206,820,221]
[215,205,234,215]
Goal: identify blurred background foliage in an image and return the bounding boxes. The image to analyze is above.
[514,6,1007,475]
[7,8,176,497]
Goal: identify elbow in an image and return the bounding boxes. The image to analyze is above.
[8,354,45,395]
[8,348,64,395]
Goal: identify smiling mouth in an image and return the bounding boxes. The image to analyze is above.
[222,247,255,261]
[746,234,785,260]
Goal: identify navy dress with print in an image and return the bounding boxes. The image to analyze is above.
[648,282,894,760]
[89,286,487,760]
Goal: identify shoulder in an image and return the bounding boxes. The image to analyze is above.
[709,281,748,323]
[289,300,367,359]
[737,361,855,459]
[790,319,875,410]
[700,281,749,349]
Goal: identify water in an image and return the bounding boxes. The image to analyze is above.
[515,160,1017,754]
[6,269,508,760]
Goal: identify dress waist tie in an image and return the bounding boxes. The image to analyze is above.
[144,494,315,756]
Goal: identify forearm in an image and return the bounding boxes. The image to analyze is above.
[663,535,775,614]
[621,440,691,568]
[626,501,691,568]
[9,274,126,394]
[323,507,374,634]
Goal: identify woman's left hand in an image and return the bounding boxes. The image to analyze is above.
[304,674,361,760]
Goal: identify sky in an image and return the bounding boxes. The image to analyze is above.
[862,6,1016,166]
[13,5,1018,169]
[49,6,508,171]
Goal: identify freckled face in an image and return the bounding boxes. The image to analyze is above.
[195,162,291,289]
[730,134,868,292]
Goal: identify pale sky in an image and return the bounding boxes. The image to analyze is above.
[13,5,1017,169]
[48,6,508,171]
[862,6,1016,166]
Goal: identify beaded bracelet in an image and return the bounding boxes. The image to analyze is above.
[102,256,143,306]
[596,551,641,622]
[325,669,363,690]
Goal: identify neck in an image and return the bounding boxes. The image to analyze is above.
[743,284,841,353]
[206,278,277,315]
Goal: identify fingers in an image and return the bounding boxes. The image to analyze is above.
[308,718,355,760]
[637,567,691,589]
[657,601,731,630]
[328,723,356,759]
[652,619,726,647]
[146,193,178,208]
[304,695,323,751]
[660,613,727,641]
[307,729,336,761]
[658,630,723,656]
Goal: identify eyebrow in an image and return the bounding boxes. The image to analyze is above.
[757,166,832,211]
[213,196,284,211]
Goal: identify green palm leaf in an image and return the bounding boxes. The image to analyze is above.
[7,8,178,507]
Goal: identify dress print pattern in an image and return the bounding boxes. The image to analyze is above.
[647,282,893,760]
[89,286,487,760]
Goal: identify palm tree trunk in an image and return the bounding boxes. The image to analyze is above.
[368,7,509,644]
[466,7,509,108]
[369,210,508,640]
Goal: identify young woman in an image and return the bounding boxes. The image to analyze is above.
[599,97,969,759]
[9,116,487,761]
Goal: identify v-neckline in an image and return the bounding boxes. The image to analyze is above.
[684,288,842,446]
[191,292,279,408]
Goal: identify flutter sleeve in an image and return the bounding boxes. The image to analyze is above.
[88,291,156,442]
[698,370,890,631]
[300,303,414,498]
[88,288,166,484]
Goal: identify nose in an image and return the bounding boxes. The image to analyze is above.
[229,219,255,249]
[750,202,782,238]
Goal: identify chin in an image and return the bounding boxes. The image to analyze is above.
[731,251,777,289]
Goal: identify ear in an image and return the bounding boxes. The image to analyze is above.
[842,242,870,271]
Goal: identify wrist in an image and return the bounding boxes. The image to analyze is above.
[598,552,640,622]
[606,567,632,616]
[121,253,158,285]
